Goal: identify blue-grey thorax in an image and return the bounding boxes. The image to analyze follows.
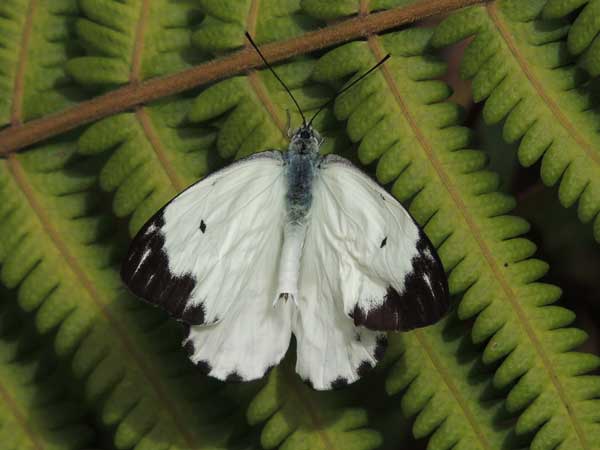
[284,132,321,224]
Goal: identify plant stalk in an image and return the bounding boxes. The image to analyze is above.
[0,0,487,155]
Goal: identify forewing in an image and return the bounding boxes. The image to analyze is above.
[121,151,287,326]
[308,154,449,332]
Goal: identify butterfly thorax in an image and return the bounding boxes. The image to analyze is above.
[285,126,322,223]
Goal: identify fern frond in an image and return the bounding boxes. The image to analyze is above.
[386,317,523,450]
[78,97,216,235]
[67,0,204,87]
[313,27,600,450]
[0,140,248,450]
[0,292,94,450]
[188,59,348,159]
[543,0,600,76]
[0,0,85,128]
[247,358,381,450]
[432,0,600,243]
[301,0,414,20]
[192,0,318,53]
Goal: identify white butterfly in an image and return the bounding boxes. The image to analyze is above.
[121,125,448,390]
[121,36,449,390]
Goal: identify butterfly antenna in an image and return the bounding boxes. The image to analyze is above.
[308,54,391,127]
[245,32,307,126]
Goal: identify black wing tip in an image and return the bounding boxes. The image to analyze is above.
[120,211,205,325]
[353,233,450,332]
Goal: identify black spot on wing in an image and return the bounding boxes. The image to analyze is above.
[357,361,374,377]
[181,303,205,324]
[195,360,212,375]
[183,340,195,358]
[353,231,449,331]
[120,211,204,325]
[183,327,212,374]
[226,372,243,383]
[354,334,387,381]
[380,237,387,248]
[199,220,206,233]
[330,377,349,389]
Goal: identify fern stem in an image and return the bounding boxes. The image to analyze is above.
[135,108,185,191]
[246,0,260,37]
[0,0,488,156]
[11,0,37,127]
[247,72,288,136]
[413,330,493,449]
[0,378,44,450]
[284,367,337,450]
[130,0,151,83]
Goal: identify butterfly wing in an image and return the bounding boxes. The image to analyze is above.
[312,154,449,329]
[121,151,293,381]
[293,155,449,389]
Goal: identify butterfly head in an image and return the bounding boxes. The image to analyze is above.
[289,125,323,155]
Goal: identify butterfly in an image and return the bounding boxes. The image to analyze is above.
[121,34,449,390]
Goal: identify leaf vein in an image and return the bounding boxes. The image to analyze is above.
[11,0,37,126]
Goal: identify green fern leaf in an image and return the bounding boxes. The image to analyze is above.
[0,0,85,128]
[0,293,95,450]
[543,0,600,76]
[313,27,600,450]
[1,2,600,450]
[301,0,415,20]
[386,318,520,450]
[78,97,217,235]
[432,0,600,243]
[0,141,249,450]
[192,0,318,53]
[188,59,348,160]
[247,359,381,450]
[67,0,204,87]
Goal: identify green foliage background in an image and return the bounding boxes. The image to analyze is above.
[0,1,599,450]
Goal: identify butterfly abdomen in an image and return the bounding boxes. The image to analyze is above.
[275,149,319,305]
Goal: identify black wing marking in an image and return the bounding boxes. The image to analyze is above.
[120,150,284,325]
[318,154,450,332]
[120,211,206,324]
[351,230,449,331]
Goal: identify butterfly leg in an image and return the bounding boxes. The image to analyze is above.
[275,222,306,307]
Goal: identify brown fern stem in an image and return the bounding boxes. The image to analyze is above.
[0,0,487,155]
